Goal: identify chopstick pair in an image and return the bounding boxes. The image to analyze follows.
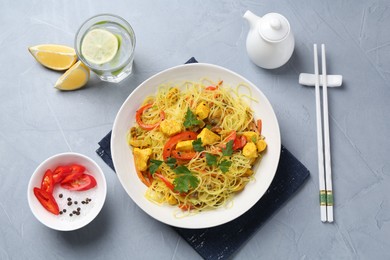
[313,44,334,223]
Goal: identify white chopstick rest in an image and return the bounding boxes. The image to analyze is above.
[299,73,342,87]
[321,44,334,223]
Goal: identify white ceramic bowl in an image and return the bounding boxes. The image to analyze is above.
[27,152,107,231]
[111,63,281,228]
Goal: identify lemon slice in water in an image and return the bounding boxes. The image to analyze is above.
[55,61,90,91]
[81,28,119,65]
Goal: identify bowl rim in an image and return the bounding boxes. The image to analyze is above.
[27,152,107,231]
[111,62,281,228]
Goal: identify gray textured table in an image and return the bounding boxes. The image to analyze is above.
[1,0,389,259]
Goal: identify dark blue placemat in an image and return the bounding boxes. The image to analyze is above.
[96,57,310,260]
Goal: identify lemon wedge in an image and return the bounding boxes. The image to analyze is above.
[81,28,119,65]
[55,61,90,91]
[28,44,77,71]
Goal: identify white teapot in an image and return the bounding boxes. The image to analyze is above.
[243,10,294,69]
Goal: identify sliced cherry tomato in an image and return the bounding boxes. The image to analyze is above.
[171,150,197,160]
[60,164,85,184]
[233,136,247,150]
[136,103,165,130]
[33,187,59,215]
[154,173,175,191]
[41,169,54,194]
[52,166,71,184]
[61,174,97,191]
[162,131,198,160]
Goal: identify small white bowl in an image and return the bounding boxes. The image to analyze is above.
[27,152,107,231]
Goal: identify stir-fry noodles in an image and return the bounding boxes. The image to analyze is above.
[127,79,267,214]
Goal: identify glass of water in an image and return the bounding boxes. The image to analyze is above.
[75,14,136,83]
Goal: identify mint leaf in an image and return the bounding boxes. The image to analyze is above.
[206,153,218,166]
[192,138,204,152]
[165,157,177,169]
[219,160,232,173]
[173,165,199,193]
[222,140,234,156]
[149,159,163,174]
[183,108,201,128]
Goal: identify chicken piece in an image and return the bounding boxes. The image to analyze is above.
[242,142,258,158]
[175,140,194,151]
[133,148,152,171]
[242,131,259,142]
[160,119,182,136]
[195,101,210,120]
[256,139,267,152]
[197,128,220,145]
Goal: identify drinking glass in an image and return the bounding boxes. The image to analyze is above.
[75,14,136,83]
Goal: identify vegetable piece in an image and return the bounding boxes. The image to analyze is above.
[149,159,163,174]
[173,166,199,193]
[242,131,259,143]
[135,168,153,187]
[171,150,197,160]
[136,103,165,130]
[219,160,232,173]
[61,174,97,191]
[183,108,202,128]
[33,187,59,215]
[60,164,85,184]
[41,169,54,194]
[154,173,175,191]
[192,138,205,152]
[242,142,258,158]
[195,101,210,120]
[163,131,197,160]
[257,119,262,135]
[233,136,247,150]
[205,153,218,166]
[197,128,220,145]
[222,140,234,156]
[133,148,153,172]
[165,157,177,169]
[52,166,71,184]
[256,139,267,152]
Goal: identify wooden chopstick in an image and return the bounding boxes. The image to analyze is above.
[314,44,327,222]
[321,44,334,222]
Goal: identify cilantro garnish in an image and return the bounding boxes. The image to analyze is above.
[173,165,199,193]
[206,153,218,166]
[222,140,234,156]
[219,160,232,173]
[165,157,177,169]
[192,138,205,152]
[149,159,163,174]
[183,108,201,128]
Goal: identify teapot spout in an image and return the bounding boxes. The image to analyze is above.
[243,10,261,30]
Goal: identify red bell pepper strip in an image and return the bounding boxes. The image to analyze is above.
[136,103,165,130]
[33,187,59,215]
[162,131,198,160]
[61,174,97,191]
[41,169,54,194]
[233,135,247,150]
[171,150,197,160]
[154,173,175,191]
[52,165,71,184]
[60,164,85,184]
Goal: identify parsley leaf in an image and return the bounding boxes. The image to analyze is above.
[183,108,201,128]
[206,153,218,166]
[173,165,199,193]
[219,160,232,173]
[192,138,204,152]
[149,159,163,174]
[165,157,177,169]
[222,140,234,156]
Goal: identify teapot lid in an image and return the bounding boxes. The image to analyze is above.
[259,13,290,42]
